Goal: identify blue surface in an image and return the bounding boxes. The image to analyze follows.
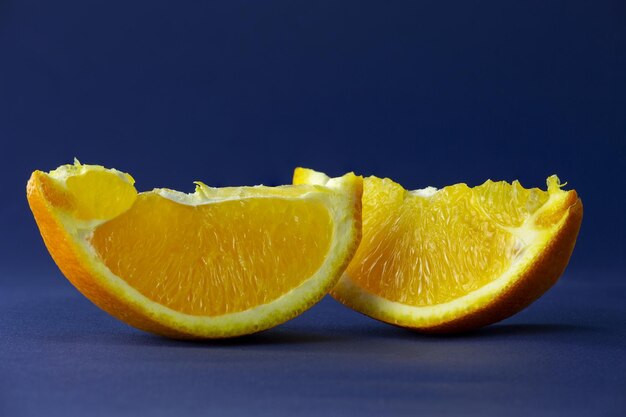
[1,1,625,416]
[1,269,625,416]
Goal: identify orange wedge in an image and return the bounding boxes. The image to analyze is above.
[294,168,583,333]
[27,161,362,339]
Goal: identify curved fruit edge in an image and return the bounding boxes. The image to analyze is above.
[294,167,583,333]
[330,191,582,333]
[27,170,362,339]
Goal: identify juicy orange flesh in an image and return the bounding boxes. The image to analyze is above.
[90,194,333,316]
[65,170,137,220]
[347,177,556,306]
[37,169,137,221]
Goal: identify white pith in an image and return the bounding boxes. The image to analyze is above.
[300,168,571,327]
[45,163,359,337]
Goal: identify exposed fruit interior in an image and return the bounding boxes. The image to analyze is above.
[347,175,568,306]
[42,165,334,316]
[91,195,332,316]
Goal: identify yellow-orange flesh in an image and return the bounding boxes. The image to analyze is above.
[347,176,558,306]
[29,164,364,338]
[89,194,333,316]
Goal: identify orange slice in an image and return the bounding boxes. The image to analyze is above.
[27,161,362,339]
[294,168,582,333]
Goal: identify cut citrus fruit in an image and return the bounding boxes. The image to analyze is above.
[27,161,362,339]
[294,168,583,333]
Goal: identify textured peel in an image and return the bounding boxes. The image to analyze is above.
[294,167,583,333]
[28,162,362,338]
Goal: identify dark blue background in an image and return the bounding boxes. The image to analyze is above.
[1,1,624,416]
